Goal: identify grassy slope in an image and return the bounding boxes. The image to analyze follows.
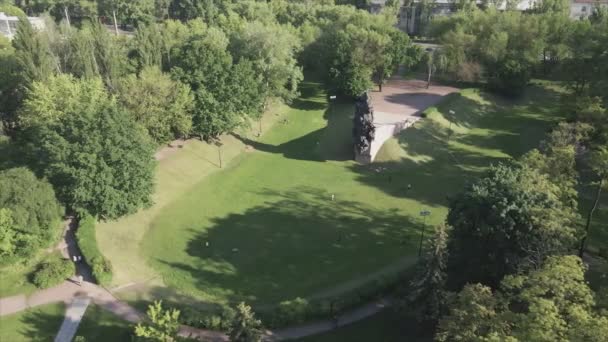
[0,303,65,342]
[75,305,132,341]
[96,101,288,287]
[110,80,563,309]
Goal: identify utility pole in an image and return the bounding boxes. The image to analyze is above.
[112,10,119,36]
[64,6,71,27]
[418,209,431,257]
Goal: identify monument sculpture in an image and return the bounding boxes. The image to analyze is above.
[353,92,375,164]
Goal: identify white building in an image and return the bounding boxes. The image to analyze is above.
[570,0,608,18]
[370,0,608,35]
[0,12,45,40]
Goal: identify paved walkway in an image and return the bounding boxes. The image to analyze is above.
[366,76,458,162]
[54,297,91,342]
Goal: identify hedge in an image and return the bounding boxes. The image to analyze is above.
[177,269,411,331]
[32,257,74,288]
[76,214,113,286]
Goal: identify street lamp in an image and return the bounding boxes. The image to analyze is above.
[425,47,435,89]
[418,209,431,257]
[214,140,223,168]
[448,109,455,139]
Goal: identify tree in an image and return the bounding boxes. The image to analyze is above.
[446,163,579,288]
[579,147,608,257]
[19,74,108,128]
[172,28,264,139]
[0,208,16,257]
[437,256,608,342]
[0,167,62,262]
[12,18,58,86]
[229,302,263,342]
[116,67,194,144]
[98,0,155,28]
[23,75,155,219]
[229,21,303,103]
[405,224,450,324]
[0,35,21,131]
[134,301,181,341]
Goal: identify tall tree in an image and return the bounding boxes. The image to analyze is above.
[406,224,450,324]
[437,256,608,341]
[446,164,579,288]
[229,302,263,342]
[0,167,62,263]
[134,301,181,341]
[23,75,155,219]
[116,67,194,144]
[579,147,608,257]
[230,21,303,103]
[172,28,264,139]
[12,18,58,86]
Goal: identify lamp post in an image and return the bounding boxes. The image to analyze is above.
[425,47,434,89]
[214,140,223,168]
[418,209,431,257]
[448,109,455,139]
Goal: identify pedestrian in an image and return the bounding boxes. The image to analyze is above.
[407,184,412,190]
[331,194,335,201]
[78,275,84,286]
[78,256,82,262]
[73,255,77,263]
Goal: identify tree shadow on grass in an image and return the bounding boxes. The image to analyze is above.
[231,101,354,162]
[16,305,65,342]
[347,84,566,206]
[152,187,424,307]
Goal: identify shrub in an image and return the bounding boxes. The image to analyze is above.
[180,305,235,331]
[76,214,113,285]
[599,247,608,260]
[32,258,74,288]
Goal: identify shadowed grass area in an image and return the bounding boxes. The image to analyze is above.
[74,305,132,341]
[295,309,431,342]
[0,303,65,342]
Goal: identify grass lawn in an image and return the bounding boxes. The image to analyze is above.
[74,305,133,341]
[0,251,65,298]
[0,303,65,341]
[99,80,564,310]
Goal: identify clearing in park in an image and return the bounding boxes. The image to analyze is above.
[96,78,566,312]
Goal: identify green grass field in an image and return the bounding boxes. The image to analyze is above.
[98,80,564,310]
[0,303,65,342]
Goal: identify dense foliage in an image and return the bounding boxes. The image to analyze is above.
[32,256,74,288]
[75,214,112,285]
[0,168,62,263]
[21,75,155,219]
[446,164,579,288]
[437,256,608,341]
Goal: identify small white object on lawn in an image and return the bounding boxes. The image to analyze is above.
[232,248,239,252]
[331,194,335,201]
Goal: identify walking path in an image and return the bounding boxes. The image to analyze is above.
[54,297,91,342]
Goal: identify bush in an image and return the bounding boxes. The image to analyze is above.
[180,305,235,331]
[76,214,113,285]
[32,258,74,288]
[599,247,608,260]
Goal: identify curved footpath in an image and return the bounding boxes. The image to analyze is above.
[0,219,396,341]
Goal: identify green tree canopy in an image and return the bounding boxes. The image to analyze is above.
[437,256,608,341]
[116,67,194,144]
[22,75,155,219]
[229,302,263,342]
[134,300,181,341]
[446,163,579,288]
[0,167,62,262]
[171,28,264,139]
